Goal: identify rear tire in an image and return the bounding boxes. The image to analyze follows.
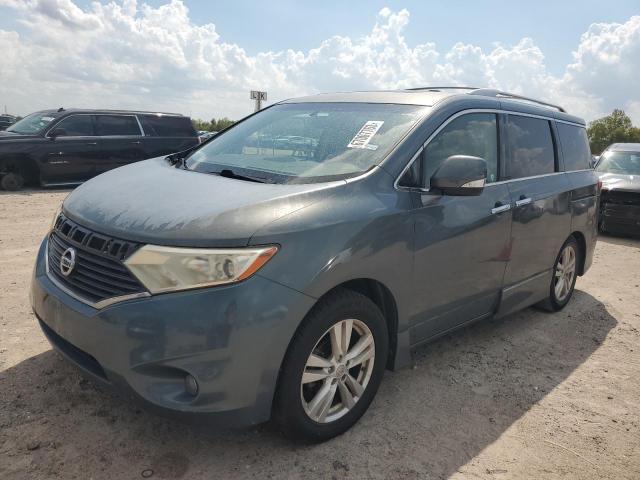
[274,289,388,443]
[0,172,25,191]
[537,237,580,312]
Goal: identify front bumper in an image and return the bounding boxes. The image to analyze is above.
[600,202,640,235]
[31,238,315,427]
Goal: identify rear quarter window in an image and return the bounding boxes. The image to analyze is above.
[140,115,196,137]
[557,123,591,171]
[505,115,556,179]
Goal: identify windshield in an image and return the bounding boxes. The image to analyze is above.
[186,103,427,183]
[596,151,640,175]
[6,112,59,134]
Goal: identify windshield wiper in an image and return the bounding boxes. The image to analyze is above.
[167,155,186,168]
[216,169,267,183]
[166,144,202,169]
[166,152,190,168]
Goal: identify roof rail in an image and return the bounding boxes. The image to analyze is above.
[469,88,566,113]
[406,86,480,91]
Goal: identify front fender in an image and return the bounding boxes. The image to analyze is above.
[0,141,42,178]
[250,174,415,368]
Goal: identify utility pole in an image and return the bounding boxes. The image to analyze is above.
[250,90,267,112]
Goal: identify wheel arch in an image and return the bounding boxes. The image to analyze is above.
[333,278,399,370]
[271,277,403,427]
[0,153,39,184]
[281,278,401,379]
[570,231,587,276]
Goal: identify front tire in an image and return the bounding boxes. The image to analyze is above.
[1,172,25,191]
[274,289,388,442]
[538,237,580,312]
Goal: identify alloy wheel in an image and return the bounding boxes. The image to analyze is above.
[554,244,576,302]
[300,319,375,424]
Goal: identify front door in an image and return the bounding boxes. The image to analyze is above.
[40,114,98,184]
[403,112,512,344]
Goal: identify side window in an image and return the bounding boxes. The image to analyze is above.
[51,115,94,136]
[139,115,196,137]
[95,115,141,136]
[414,113,498,188]
[557,123,591,171]
[506,115,555,179]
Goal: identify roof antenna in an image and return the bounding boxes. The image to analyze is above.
[57,107,65,112]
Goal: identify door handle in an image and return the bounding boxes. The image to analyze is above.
[491,203,511,214]
[85,142,98,146]
[515,197,533,207]
[130,141,141,145]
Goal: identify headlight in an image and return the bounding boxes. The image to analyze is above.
[50,204,63,231]
[124,245,278,294]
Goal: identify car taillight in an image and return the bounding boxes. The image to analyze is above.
[597,179,603,193]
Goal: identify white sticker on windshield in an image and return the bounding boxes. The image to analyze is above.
[347,121,384,149]
[42,117,55,121]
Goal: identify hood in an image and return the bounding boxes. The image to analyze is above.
[63,157,341,247]
[598,172,640,192]
[0,131,38,140]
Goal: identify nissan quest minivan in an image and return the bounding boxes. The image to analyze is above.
[30,87,598,442]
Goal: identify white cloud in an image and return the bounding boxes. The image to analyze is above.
[0,1,639,123]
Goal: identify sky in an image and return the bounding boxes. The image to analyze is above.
[1,0,639,123]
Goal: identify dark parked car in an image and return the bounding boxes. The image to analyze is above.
[0,109,199,190]
[0,114,16,131]
[31,88,598,442]
[197,130,217,142]
[596,143,640,235]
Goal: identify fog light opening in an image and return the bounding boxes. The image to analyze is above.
[185,374,199,397]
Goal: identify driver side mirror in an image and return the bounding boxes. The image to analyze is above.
[431,155,487,196]
[49,128,67,138]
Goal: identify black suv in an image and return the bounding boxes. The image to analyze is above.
[0,109,199,190]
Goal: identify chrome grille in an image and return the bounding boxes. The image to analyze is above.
[47,214,146,305]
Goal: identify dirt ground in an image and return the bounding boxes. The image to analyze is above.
[0,188,638,480]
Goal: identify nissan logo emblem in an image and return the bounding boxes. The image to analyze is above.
[60,247,76,276]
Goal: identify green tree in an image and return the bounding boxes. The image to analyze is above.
[191,117,236,133]
[210,117,235,131]
[587,109,640,154]
[191,118,211,132]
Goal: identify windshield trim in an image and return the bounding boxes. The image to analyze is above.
[184,102,429,184]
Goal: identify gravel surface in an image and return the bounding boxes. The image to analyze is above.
[1,188,639,480]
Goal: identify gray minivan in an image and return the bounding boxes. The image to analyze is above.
[30,87,598,442]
